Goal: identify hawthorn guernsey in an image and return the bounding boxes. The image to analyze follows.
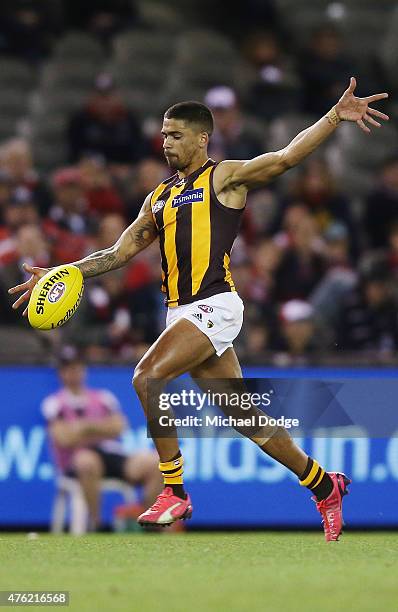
[27,265,84,330]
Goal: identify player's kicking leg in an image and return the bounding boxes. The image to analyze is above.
[189,349,351,542]
[132,318,350,538]
[132,317,215,526]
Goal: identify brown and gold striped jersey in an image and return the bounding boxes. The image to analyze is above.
[150,159,243,308]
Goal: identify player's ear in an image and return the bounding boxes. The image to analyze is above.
[199,132,209,148]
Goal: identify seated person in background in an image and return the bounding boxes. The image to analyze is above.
[298,24,355,116]
[335,264,398,362]
[79,154,125,218]
[67,73,147,166]
[272,299,321,367]
[41,350,161,530]
[243,30,300,121]
[273,214,326,302]
[0,223,50,324]
[0,187,41,266]
[43,167,91,264]
[364,156,398,249]
[63,0,138,44]
[204,86,264,161]
[125,158,168,223]
[0,138,51,216]
[310,222,357,336]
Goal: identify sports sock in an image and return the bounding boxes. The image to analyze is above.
[159,451,187,499]
[299,457,333,501]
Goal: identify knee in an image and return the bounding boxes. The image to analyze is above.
[132,363,146,395]
[72,449,103,478]
[132,360,167,396]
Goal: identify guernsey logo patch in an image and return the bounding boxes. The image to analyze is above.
[172,188,204,208]
[152,199,165,213]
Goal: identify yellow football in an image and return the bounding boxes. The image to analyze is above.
[28,264,84,330]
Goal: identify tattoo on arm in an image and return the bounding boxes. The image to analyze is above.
[74,247,123,278]
[73,199,157,279]
[125,214,158,251]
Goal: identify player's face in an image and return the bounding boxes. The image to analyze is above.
[161,118,207,171]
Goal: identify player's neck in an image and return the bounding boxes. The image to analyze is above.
[177,153,209,179]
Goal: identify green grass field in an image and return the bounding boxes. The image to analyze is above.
[0,532,397,612]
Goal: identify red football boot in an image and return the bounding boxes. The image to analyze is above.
[138,487,193,527]
[313,472,351,542]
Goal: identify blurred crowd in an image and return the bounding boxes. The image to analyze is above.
[0,0,397,366]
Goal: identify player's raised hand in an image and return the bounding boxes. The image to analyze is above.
[335,77,389,133]
[8,262,49,317]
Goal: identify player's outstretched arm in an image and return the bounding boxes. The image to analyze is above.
[8,193,157,315]
[219,77,389,191]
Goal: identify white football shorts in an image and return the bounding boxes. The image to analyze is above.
[166,291,244,356]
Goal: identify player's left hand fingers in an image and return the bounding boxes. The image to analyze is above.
[22,306,28,317]
[356,119,371,133]
[367,107,389,121]
[364,113,381,128]
[364,92,388,103]
[12,290,30,309]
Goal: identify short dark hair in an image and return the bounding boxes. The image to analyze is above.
[164,101,214,135]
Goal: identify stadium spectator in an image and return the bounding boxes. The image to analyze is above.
[0,187,40,264]
[385,223,398,284]
[272,202,310,249]
[65,264,159,363]
[277,158,358,258]
[245,237,282,305]
[89,213,126,251]
[64,212,161,361]
[204,86,264,161]
[96,214,161,341]
[201,0,279,42]
[0,171,14,227]
[0,10,395,368]
[243,188,279,243]
[335,264,398,360]
[67,73,148,165]
[63,0,138,44]
[125,158,168,223]
[237,316,270,364]
[43,167,90,265]
[79,154,125,218]
[243,30,300,120]
[64,269,134,362]
[41,350,161,530]
[298,24,355,115]
[0,1,52,62]
[273,214,326,302]
[0,138,51,217]
[233,238,282,360]
[2,187,40,235]
[363,156,398,249]
[310,222,357,333]
[0,223,50,323]
[272,299,320,366]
